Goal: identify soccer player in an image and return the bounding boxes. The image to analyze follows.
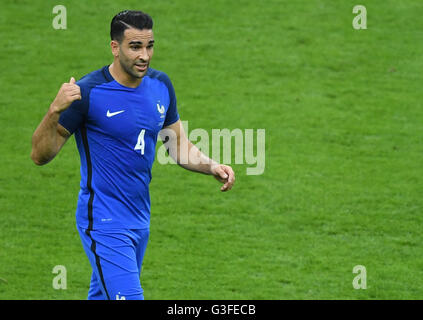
[30,10,235,300]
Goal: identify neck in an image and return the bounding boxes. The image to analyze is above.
[109,61,142,88]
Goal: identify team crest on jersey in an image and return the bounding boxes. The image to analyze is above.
[157,101,165,119]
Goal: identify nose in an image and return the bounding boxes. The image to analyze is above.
[138,47,150,62]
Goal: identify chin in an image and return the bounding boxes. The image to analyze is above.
[134,68,148,78]
[129,71,144,79]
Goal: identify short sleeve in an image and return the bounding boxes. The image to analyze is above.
[160,73,180,127]
[58,83,89,134]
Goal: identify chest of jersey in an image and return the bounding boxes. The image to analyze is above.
[86,80,169,142]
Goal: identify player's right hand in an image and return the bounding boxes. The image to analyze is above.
[50,77,81,113]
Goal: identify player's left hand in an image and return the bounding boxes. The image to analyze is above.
[211,164,235,192]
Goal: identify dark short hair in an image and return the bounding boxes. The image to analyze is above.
[110,10,153,43]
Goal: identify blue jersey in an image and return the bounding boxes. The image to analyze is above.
[59,65,179,230]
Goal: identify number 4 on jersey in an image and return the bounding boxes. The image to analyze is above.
[134,129,145,155]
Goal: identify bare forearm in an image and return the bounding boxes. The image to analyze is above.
[31,77,80,165]
[161,120,235,191]
[31,107,63,165]
[176,140,217,175]
[176,140,235,192]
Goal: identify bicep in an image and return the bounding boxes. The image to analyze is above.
[58,83,88,135]
[160,119,187,144]
[55,85,87,150]
[160,119,196,164]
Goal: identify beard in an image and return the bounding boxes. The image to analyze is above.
[119,53,147,79]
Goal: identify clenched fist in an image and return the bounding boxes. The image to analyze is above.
[50,77,81,114]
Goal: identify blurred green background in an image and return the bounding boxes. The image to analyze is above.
[1,0,423,299]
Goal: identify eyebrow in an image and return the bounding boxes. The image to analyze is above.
[129,39,155,45]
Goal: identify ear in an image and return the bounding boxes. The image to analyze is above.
[110,40,120,57]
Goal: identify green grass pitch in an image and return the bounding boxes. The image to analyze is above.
[1,0,423,299]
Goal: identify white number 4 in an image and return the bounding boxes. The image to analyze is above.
[134,129,145,155]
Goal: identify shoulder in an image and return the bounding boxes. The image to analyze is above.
[146,68,174,88]
[76,66,114,92]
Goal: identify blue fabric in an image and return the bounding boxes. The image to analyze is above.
[77,226,150,300]
[59,66,180,230]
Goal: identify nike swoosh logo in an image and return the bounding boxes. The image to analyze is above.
[107,110,125,117]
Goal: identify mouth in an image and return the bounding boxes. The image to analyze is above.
[135,63,148,72]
